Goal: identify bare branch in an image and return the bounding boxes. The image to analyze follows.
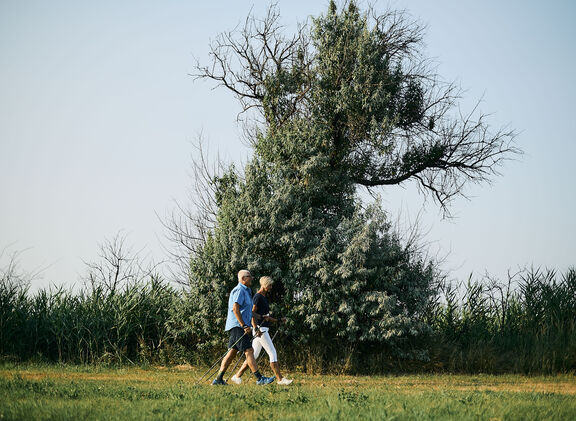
[82,232,160,294]
[193,4,311,131]
[159,135,231,288]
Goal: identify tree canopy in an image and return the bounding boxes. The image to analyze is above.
[196,1,518,213]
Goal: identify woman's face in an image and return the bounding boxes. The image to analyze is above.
[264,284,273,293]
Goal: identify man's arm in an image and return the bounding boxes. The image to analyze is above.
[232,303,251,335]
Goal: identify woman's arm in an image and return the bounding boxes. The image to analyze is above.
[264,315,287,323]
[251,304,259,329]
[251,304,263,337]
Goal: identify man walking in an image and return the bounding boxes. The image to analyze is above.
[212,270,275,385]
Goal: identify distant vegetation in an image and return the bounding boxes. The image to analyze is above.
[1,244,574,373]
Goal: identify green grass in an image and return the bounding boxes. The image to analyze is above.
[1,364,575,420]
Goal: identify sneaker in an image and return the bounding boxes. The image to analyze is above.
[277,378,293,385]
[212,378,227,385]
[230,375,242,385]
[256,376,275,385]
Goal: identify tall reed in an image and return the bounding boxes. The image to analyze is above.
[0,276,184,364]
[428,267,576,373]
[1,254,574,373]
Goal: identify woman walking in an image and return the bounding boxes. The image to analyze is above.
[231,276,293,385]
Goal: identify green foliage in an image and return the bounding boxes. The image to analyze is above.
[256,3,429,180]
[187,147,436,365]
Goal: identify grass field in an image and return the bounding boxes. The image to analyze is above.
[1,364,575,420]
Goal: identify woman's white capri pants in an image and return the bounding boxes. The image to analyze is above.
[252,327,277,363]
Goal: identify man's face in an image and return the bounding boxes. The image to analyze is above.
[242,273,253,287]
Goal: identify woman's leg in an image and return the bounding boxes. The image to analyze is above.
[258,331,284,381]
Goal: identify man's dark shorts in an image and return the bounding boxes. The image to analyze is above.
[228,327,252,352]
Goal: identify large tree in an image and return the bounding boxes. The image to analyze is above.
[182,2,518,369]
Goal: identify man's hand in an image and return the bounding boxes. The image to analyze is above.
[243,325,251,335]
[253,328,262,337]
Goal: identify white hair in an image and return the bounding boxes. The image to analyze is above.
[238,270,251,281]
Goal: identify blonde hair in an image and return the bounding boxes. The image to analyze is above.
[259,276,274,288]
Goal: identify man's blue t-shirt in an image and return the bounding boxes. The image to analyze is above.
[224,282,253,331]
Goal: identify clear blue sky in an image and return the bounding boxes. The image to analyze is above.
[1,0,575,291]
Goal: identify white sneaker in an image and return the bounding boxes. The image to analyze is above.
[277,378,293,385]
[230,375,242,385]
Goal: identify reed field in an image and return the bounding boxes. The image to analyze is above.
[1,265,574,373]
[1,364,575,420]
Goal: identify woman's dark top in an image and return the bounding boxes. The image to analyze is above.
[253,292,270,328]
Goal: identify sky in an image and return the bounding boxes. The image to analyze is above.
[1,0,575,292]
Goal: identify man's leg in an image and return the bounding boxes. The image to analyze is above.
[220,348,238,374]
[214,348,237,382]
